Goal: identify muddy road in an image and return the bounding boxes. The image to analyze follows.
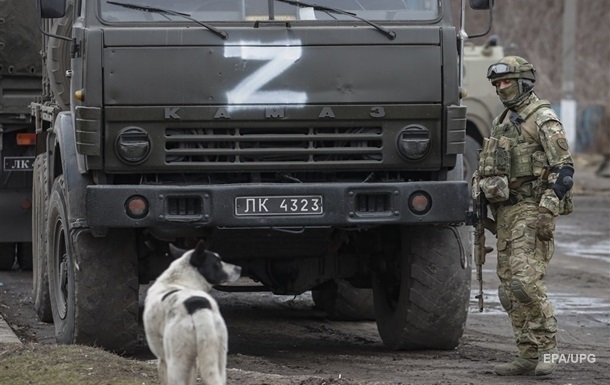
[1,195,609,385]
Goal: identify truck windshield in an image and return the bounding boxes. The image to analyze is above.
[100,0,439,23]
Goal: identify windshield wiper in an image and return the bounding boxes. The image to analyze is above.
[107,1,228,40]
[274,0,396,40]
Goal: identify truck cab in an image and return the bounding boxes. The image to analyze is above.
[33,0,493,351]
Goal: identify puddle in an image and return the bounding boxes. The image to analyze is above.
[553,224,610,262]
[555,239,610,262]
[469,289,610,321]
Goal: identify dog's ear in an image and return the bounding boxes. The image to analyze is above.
[189,240,209,267]
[168,243,187,259]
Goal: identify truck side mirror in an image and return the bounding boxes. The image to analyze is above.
[469,0,493,10]
[38,0,66,19]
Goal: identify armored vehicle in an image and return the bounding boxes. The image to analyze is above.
[32,0,493,351]
[462,36,505,181]
[0,1,41,270]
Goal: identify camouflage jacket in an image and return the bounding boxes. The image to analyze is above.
[490,93,574,215]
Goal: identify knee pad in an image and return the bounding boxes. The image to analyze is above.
[498,285,512,311]
[510,278,533,304]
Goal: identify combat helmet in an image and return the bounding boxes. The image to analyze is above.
[487,56,536,83]
[487,56,536,108]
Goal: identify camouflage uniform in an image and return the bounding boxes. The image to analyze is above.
[477,56,574,375]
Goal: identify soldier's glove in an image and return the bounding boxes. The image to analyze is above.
[536,208,555,241]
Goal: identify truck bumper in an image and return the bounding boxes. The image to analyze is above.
[86,181,469,229]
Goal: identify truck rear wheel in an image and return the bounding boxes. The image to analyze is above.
[17,243,33,270]
[47,175,139,352]
[373,225,471,350]
[312,280,375,321]
[0,243,15,270]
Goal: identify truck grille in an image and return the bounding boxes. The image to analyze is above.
[164,127,382,166]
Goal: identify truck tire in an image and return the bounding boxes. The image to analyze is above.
[47,175,139,352]
[312,280,375,321]
[32,154,53,322]
[0,243,15,270]
[373,225,471,350]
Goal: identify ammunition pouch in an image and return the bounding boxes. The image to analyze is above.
[479,176,510,203]
[478,137,512,178]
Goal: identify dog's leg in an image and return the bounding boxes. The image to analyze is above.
[157,358,168,385]
[167,355,197,385]
[218,318,229,385]
[197,336,223,385]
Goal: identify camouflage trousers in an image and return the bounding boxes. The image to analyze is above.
[495,199,558,359]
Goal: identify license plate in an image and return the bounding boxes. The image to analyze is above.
[235,195,323,216]
[3,156,35,172]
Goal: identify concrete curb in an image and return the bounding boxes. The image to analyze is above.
[0,313,21,344]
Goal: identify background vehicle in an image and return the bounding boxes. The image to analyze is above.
[0,1,41,270]
[32,0,492,351]
[462,36,505,181]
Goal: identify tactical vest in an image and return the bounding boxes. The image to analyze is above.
[481,99,557,184]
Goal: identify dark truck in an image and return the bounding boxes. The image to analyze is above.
[0,1,41,270]
[32,0,493,351]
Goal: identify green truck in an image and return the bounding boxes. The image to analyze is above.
[0,1,42,270]
[32,0,494,351]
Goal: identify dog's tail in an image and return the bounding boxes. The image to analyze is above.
[184,296,226,385]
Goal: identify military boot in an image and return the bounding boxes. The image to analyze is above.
[536,350,558,376]
[494,357,538,376]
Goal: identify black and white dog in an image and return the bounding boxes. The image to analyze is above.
[143,241,241,385]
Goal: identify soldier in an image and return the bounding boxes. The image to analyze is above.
[474,56,574,376]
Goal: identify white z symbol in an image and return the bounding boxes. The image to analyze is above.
[225,41,307,105]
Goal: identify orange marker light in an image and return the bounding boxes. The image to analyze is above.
[16,133,36,146]
[75,89,84,101]
[125,195,149,219]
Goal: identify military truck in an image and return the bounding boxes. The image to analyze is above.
[462,36,505,181]
[32,0,493,351]
[0,1,42,270]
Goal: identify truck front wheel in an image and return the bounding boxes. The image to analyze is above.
[32,154,52,322]
[47,175,139,352]
[373,225,471,350]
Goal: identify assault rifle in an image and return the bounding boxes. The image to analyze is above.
[469,188,497,312]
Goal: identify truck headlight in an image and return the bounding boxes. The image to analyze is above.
[397,125,430,160]
[115,127,151,164]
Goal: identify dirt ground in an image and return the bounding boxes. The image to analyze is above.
[1,155,609,385]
